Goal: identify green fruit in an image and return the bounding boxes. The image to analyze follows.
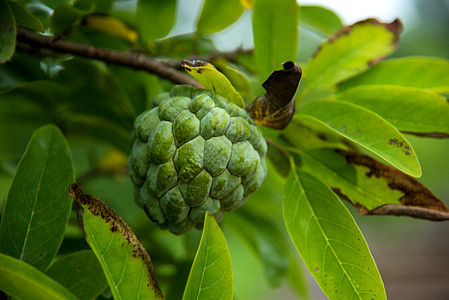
[129,85,267,234]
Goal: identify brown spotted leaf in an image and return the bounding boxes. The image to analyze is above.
[299,100,422,177]
[299,149,449,221]
[249,61,302,129]
[67,183,163,299]
[338,150,449,220]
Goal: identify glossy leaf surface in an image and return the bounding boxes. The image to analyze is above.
[283,168,386,299]
[0,0,16,63]
[0,125,75,271]
[0,253,77,300]
[304,19,402,94]
[300,5,343,36]
[183,211,233,300]
[299,101,422,177]
[137,0,176,48]
[282,116,351,152]
[299,149,402,210]
[213,58,252,99]
[46,250,108,300]
[253,0,298,82]
[8,0,44,32]
[197,0,244,34]
[337,85,449,138]
[339,56,449,94]
[49,4,88,35]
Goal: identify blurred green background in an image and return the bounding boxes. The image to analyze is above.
[0,0,448,299]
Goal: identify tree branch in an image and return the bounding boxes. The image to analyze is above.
[16,28,203,88]
[161,48,253,68]
[367,204,449,221]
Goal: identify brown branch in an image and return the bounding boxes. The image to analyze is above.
[161,48,253,68]
[402,131,449,139]
[367,204,449,221]
[16,28,203,88]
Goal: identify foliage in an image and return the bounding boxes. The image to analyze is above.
[1,0,448,299]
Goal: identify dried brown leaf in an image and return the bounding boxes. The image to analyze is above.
[249,61,302,130]
[334,150,449,221]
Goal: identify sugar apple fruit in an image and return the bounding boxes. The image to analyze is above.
[129,85,267,234]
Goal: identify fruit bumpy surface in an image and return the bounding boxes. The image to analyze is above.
[129,85,267,234]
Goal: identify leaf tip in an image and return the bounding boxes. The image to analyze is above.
[67,183,85,204]
[181,59,209,73]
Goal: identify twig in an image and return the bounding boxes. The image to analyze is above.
[16,28,203,88]
[367,204,449,221]
[161,48,253,68]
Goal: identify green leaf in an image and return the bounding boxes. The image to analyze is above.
[282,116,351,152]
[0,0,16,63]
[8,0,44,32]
[300,5,343,36]
[338,56,449,94]
[224,209,289,287]
[0,253,78,300]
[0,125,75,271]
[197,0,244,34]
[83,15,138,44]
[49,3,88,35]
[213,58,252,100]
[299,100,422,177]
[67,183,163,300]
[253,0,298,83]
[182,59,245,108]
[137,0,176,49]
[298,149,449,220]
[182,211,233,300]
[303,19,402,95]
[299,149,402,210]
[46,250,108,300]
[283,168,386,300]
[337,85,449,138]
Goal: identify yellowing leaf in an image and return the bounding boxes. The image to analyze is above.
[240,0,253,9]
[96,149,128,173]
[212,57,252,98]
[84,15,138,43]
[182,60,245,108]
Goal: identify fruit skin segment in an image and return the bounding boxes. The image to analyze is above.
[129,85,267,234]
